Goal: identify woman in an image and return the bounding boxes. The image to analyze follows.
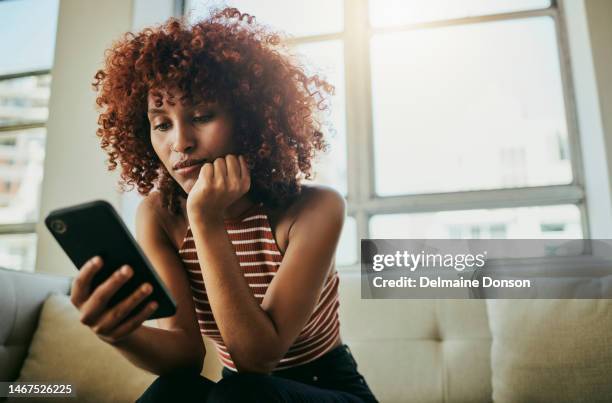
[70,7,378,403]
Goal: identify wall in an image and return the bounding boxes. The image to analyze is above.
[35,0,134,275]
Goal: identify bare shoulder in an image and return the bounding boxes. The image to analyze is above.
[265,185,345,253]
[136,191,164,228]
[296,184,345,213]
[135,191,184,248]
[284,184,346,235]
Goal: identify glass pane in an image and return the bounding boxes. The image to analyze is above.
[0,233,37,271]
[337,216,357,267]
[186,0,343,37]
[0,0,60,75]
[0,128,46,224]
[371,17,571,196]
[369,205,582,239]
[294,40,347,195]
[370,0,551,27]
[0,74,52,126]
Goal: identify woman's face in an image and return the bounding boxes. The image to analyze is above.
[147,89,236,194]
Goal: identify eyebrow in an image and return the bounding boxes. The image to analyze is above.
[147,103,217,116]
[147,108,166,116]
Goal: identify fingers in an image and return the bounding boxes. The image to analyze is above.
[202,161,214,181]
[213,157,228,179]
[93,282,153,335]
[225,154,247,195]
[239,155,251,191]
[101,300,158,344]
[70,256,104,308]
[225,154,241,179]
[201,155,246,183]
[239,155,249,176]
[79,265,133,326]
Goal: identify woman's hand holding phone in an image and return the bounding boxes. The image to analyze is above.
[70,255,159,345]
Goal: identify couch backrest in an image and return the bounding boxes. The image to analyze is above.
[0,268,71,382]
[338,273,492,403]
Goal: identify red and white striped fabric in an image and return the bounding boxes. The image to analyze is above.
[178,202,341,371]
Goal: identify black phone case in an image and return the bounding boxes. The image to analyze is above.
[44,200,177,319]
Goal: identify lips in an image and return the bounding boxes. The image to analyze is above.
[173,158,207,171]
[175,163,204,175]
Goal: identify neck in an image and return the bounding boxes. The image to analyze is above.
[224,195,256,220]
[180,194,255,221]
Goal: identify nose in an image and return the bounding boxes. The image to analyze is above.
[171,121,196,153]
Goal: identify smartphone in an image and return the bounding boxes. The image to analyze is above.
[45,200,177,319]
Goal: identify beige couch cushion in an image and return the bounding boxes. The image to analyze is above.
[339,273,492,403]
[487,299,612,403]
[201,336,222,380]
[9,293,155,403]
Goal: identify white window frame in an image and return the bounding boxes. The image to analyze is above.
[0,69,50,268]
[341,0,587,240]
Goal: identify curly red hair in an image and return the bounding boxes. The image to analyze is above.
[92,7,334,215]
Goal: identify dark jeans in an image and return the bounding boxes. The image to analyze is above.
[135,344,379,403]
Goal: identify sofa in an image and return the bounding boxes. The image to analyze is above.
[1,266,611,402]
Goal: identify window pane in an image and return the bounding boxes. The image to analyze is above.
[371,17,571,196]
[0,0,60,75]
[294,40,347,195]
[0,128,45,224]
[0,74,52,126]
[337,215,357,267]
[369,204,582,239]
[186,0,343,37]
[0,232,37,271]
[370,0,551,27]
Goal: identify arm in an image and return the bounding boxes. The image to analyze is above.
[105,194,205,375]
[189,159,345,373]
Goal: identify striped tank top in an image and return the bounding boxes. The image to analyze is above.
[178,202,341,371]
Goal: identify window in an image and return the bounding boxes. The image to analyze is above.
[0,0,60,271]
[185,0,586,270]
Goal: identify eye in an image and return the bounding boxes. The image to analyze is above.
[193,113,214,123]
[153,122,171,132]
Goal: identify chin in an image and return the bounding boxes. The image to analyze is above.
[181,180,195,194]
